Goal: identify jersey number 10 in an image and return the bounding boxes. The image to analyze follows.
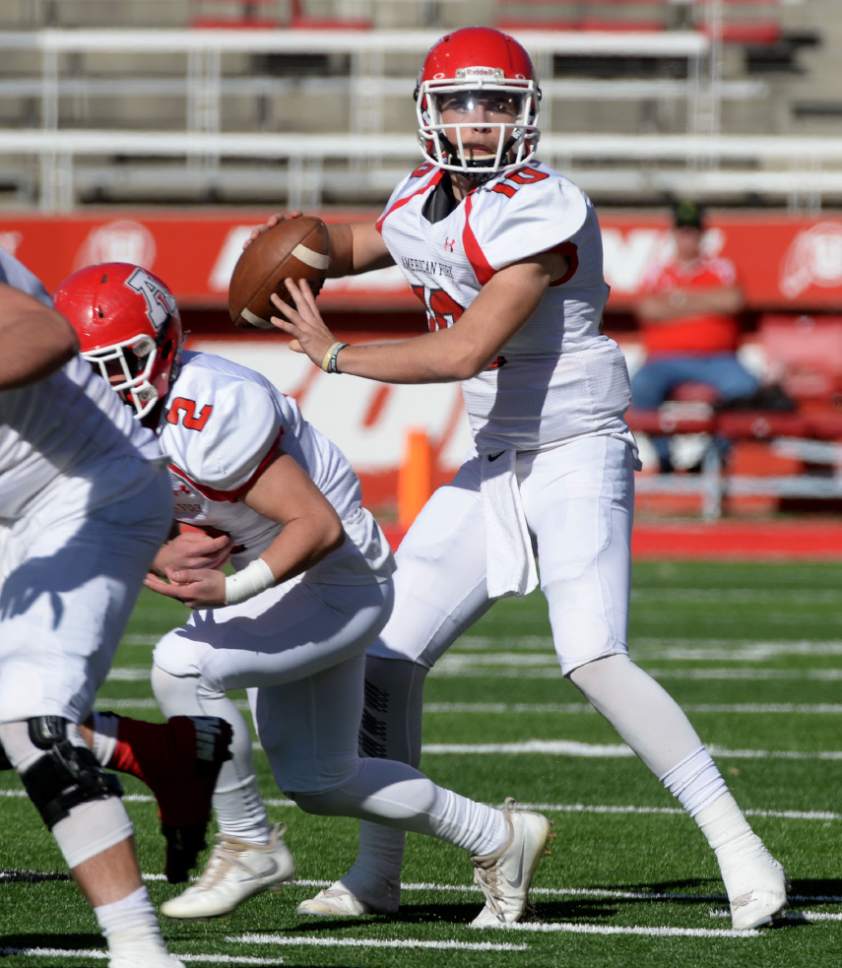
[411,285,465,333]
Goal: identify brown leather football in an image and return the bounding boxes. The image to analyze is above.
[228,216,330,329]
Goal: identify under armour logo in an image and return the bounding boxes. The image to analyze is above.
[444,238,456,253]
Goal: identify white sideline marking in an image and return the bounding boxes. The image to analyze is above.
[0,949,282,965]
[487,922,760,938]
[230,934,527,952]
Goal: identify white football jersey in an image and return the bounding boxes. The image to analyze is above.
[160,351,393,584]
[377,161,633,452]
[0,252,162,519]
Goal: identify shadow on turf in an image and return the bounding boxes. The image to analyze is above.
[0,932,103,952]
[0,869,69,883]
[789,877,842,902]
[286,876,842,931]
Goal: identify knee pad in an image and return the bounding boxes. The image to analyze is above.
[19,717,123,830]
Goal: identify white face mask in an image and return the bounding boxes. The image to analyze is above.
[416,72,541,175]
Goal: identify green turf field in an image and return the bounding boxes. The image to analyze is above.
[2,560,841,967]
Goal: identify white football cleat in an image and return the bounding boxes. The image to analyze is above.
[160,824,294,919]
[720,843,787,930]
[296,879,400,917]
[470,798,550,927]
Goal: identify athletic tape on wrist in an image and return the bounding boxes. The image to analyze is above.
[224,557,275,605]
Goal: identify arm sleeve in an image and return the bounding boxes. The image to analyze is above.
[477,175,590,271]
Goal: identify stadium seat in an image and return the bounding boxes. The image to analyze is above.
[759,314,842,404]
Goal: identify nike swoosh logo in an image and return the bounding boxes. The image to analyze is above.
[239,858,280,882]
[503,843,526,892]
[487,451,505,462]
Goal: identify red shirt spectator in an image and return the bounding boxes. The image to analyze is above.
[640,254,741,356]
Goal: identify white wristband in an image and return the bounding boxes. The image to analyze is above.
[224,557,275,605]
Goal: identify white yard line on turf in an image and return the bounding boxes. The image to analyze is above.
[103,667,149,681]
[103,663,842,685]
[92,696,842,716]
[434,643,842,675]
[456,635,842,651]
[423,702,842,715]
[0,950,282,965]
[630,588,842,604]
[415,739,842,761]
[229,935,527,952]
[0,788,838,822]
[481,922,760,938]
[427,664,842,681]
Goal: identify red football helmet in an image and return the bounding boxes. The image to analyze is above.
[415,26,541,176]
[54,262,182,419]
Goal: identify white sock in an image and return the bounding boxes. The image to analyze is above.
[293,758,508,859]
[88,712,119,766]
[151,664,272,845]
[95,885,166,954]
[213,764,272,846]
[659,746,728,817]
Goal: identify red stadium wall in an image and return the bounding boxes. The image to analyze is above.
[2,210,842,312]
[4,211,841,557]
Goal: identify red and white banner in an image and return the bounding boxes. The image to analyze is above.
[2,210,842,310]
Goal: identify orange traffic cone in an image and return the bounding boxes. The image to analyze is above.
[397,429,434,529]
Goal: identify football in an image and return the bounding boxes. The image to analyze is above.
[228,216,330,329]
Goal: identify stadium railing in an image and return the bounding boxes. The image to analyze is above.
[627,314,842,518]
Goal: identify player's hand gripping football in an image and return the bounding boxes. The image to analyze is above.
[269,278,335,367]
[144,567,227,609]
[243,210,303,249]
[150,529,232,577]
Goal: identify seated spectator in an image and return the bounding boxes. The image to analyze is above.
[632,200,759,472]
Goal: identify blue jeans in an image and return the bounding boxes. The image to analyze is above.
[631,354,760,470]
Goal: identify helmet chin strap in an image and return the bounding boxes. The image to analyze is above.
[438,133,518,181]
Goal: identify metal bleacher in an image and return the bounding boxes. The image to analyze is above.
[0,0,839,211]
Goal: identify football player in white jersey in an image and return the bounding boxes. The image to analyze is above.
[0,253,186,968]
[56,261,551,927]
[267,26,787,930]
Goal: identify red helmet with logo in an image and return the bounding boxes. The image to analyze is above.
[415,26,541,175]
[54,262,182,420]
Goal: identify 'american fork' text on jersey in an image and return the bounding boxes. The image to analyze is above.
[377,161,634,453]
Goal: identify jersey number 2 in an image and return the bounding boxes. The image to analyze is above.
[166,397,213,431]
